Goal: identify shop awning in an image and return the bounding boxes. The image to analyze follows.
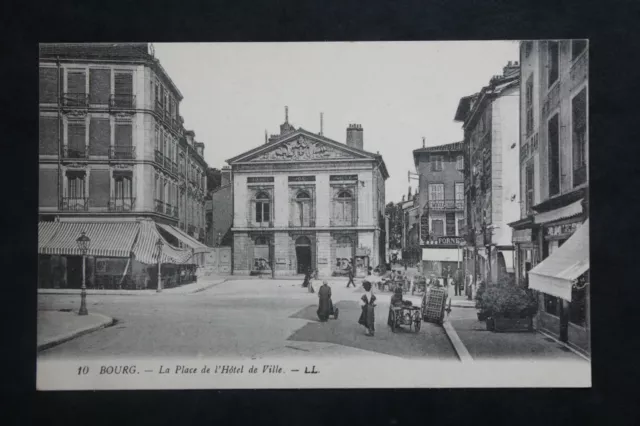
[528,219,589,302]
[40,221,140,258]
[132,220,194,265]
[534,199,583,225]
[156,223,209,253]
[38,222,61,253]
[422,248,460,262]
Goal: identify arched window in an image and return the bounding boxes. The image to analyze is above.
[254,191,270,224]
[296,191,311,200]
[291,190,313,227]
[255,236,269,246]
[333,189,354,226]
[295,236,311,246]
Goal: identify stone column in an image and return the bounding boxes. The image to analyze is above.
[316,231,332,278]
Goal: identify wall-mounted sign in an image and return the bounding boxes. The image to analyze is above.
[248,177,274,183]
[330,175,358,181]
[436,236,465,245]
[545,222,581,238]
[512,229,532,243]
[355,246,371,257]
[318,258,328,264]
[276,258,287,264]
[288,176,316,182]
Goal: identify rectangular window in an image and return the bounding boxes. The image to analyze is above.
[39,116,59,155]
[431,219,444,237]
[525,162,534,213]
[67,71,86,94]
[572,88,587,187]
[548,114,560,196]
[256,200,270,223]
[445,213,456,236]
[525,74,534,136]
[454,183,464,209]
[67,172,85,199]
[456,155,464,170]
[428,183,444,209]
[457,219,465,236]
[571,40,587,60]
[548,41,559,87]
[89,118,110,156]
[67,122,86,158]
[39,67,59,103]
[89,69,110,104]
[430,155,443,171]
[114,73,133,95]
[89,169,110,207]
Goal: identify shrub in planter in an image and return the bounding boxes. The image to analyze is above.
[476,276,538,326]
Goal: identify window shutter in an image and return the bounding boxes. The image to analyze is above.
[89,69,111,104]
[115,122,133,147]
[68,122,86,152]
[89,118,110,156]
[89,170,110,207]
[114,73,133,95]
[39,169,58,207]
[39,116,58,155]
[39,68,59,103]
[67,71,86,94]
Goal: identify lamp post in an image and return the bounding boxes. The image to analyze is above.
[270,239,276,280]
[217,232,222,247]
[76,231,90,316]
[156,238,164,293]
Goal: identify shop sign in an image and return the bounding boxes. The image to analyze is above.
[248,177,274,183]
[330,174,358,181]
[512,229,532,243]
[356,246,371,257]
[545,222,581,238]
[436,236,465,245]
[288,176,315,182]
[318,258,328,264]
[276,258,286,264]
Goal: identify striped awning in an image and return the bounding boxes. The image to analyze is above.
[156,223,209,253]
[39,221,139,258]
[132,220,194,265]
[38,222,61,253]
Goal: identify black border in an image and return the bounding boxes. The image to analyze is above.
[3,0,640,424]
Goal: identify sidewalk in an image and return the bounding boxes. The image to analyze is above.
[37,310,114,351]
[38,277,228,296]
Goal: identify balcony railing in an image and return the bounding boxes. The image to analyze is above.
[109,94,136,109]
[109,197,136,212]
[198,229,205,241]
[426,199,465,211]
[172,162,178,175]
[165,203,173,216]
[63,146,87,159]
[61,197,89,211]
[62,93,89,108]
[155,199,165,214]
[172,205,179,218]
[109,145,136,160]
[155,101,164,115]
[188,225,195,235]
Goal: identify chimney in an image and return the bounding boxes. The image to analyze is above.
[221,166,231,187]
[346,124,363,150]
[185,130,195,146]
[268,134,279,144]
[422,137,426,148]
[503,60,520,77]
[264,130,268,144]
[280,105,295,135]
[319,112,324,136]
[402,195,405,202]
[194,142,204,157]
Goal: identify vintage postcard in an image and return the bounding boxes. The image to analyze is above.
[37,41,590,390]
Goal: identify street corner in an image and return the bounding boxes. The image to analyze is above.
[37,310,114,352]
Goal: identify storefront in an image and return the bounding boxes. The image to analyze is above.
[510,219,541,288]
[528,217,589,356]
[421,237,464,281]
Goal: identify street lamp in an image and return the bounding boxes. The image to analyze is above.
[155,238,164,293]
[76,231,90,316]
[217,232,221,247]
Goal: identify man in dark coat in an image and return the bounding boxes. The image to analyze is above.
[346,263,356,288]
[317,281,333,322]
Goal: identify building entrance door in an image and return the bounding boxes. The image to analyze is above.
[295,236,312,274]
[67,256,83,289]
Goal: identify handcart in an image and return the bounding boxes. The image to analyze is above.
[422,286,447,325]
[411,275,427,295]
[389,301,422,333]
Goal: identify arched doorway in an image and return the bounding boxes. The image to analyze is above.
[295,236,312,274]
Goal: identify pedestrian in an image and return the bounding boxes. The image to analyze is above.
[358,280,377,336]
[302,268,310,288]
[346,263,356,288]
[404,260,408,273]
[387,286,404,326]
[453,272,460,296]
[317,280,333,321]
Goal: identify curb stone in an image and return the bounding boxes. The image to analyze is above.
[442,320,473,363]
[37,313,114,352]
[187,278,229,294]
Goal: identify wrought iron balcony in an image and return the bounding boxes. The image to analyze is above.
[109,197,136,212]
[165,203,173,216]
[62,93,89,108]
[172,205,179,218]
[172,162,178,175]
[155,199,165,214]
[155,101,163,115]
[63,146,87,159]
[426,199,465,211]
[109,145,136,160]
[154,150,164,165]
[163,155,171,169]
[61,197,89,211]
[198,229,205,241]
[109,94,136,110]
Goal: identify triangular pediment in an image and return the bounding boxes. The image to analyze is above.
[228,129,375,164]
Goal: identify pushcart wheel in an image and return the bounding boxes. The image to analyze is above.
[414,317,421,332]
[391,311,397,333]
[334,308,339,320]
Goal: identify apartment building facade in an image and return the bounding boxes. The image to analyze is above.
[38,43,209,290]
[509,40,589,356]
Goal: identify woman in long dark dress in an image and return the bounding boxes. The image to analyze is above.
[358,280,377,336]
[317,281,333,321]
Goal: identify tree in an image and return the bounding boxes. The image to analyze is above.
[385,202,404,250]
[205,168,222,199]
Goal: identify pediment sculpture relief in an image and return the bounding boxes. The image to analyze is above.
[252,136,350,161]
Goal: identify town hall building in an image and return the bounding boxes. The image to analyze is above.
[226,109,389,278]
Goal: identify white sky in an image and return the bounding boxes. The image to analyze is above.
[153,41,519,202]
